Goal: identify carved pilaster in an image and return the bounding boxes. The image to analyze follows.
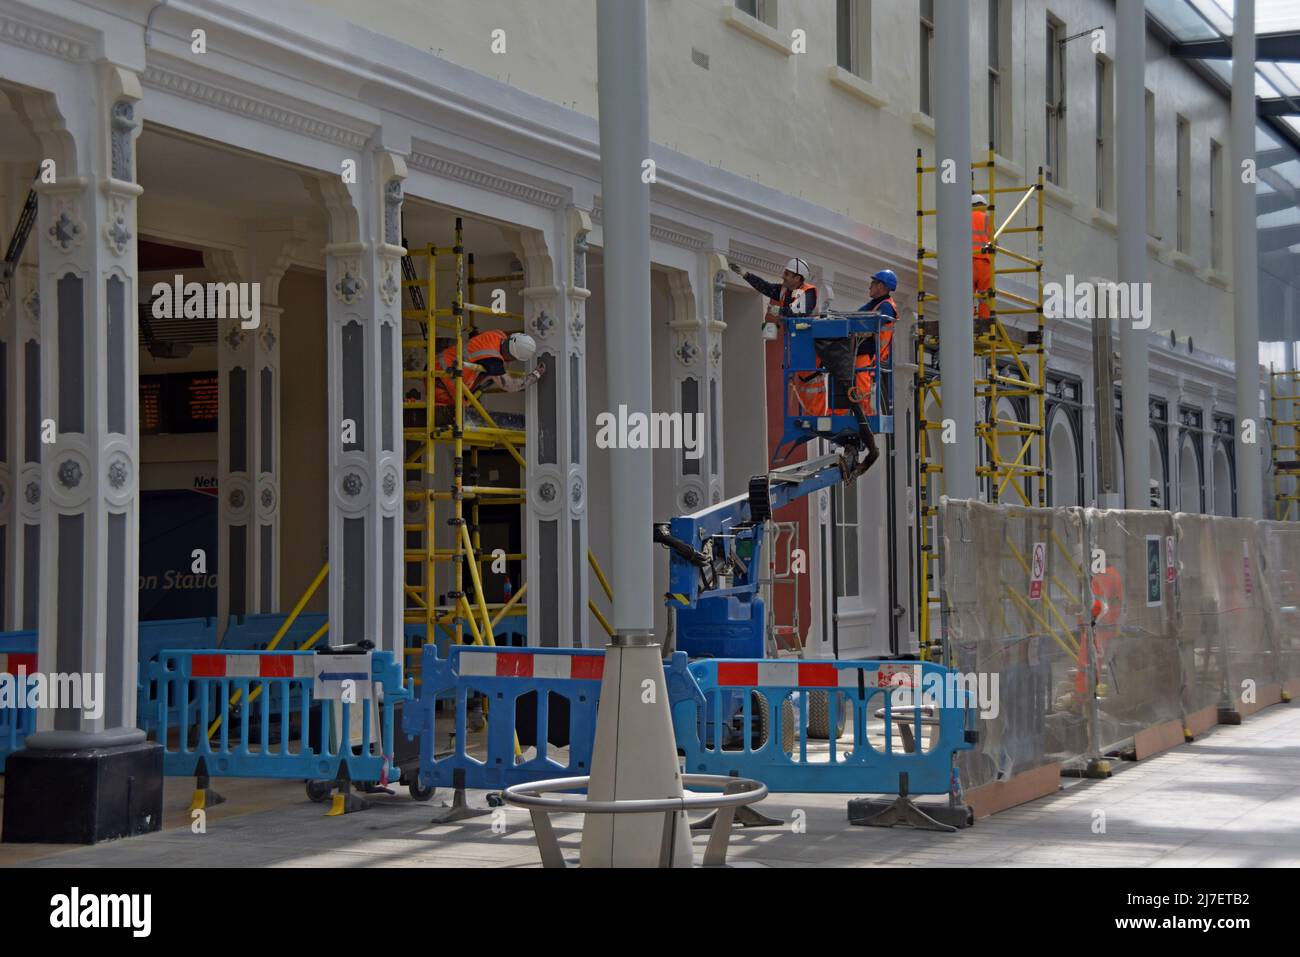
[309,150,406,661]
[27,65,144,737]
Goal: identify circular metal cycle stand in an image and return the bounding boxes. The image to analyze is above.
[502,773,768,868]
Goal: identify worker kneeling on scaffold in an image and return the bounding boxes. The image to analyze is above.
[433,330,545,426]
[731,256,880,478]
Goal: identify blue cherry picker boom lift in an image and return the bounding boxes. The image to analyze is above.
[654,309,894,744]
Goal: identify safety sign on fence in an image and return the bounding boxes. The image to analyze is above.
[1028,541,1046,600]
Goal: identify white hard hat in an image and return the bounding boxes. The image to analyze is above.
[784,257,811,278]
[971,193,988,206]
[507,333,537,362]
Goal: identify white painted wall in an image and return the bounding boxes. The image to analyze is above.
[306,0,1238,356]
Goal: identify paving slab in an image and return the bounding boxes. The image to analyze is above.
[1,702,1297,867]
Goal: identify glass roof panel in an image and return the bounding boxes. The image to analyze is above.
[1258,207,1300,228]
[1175,0,1300,38]
[1189,0,1235,35]
[1275,158,1300,189]
[1257,0,1300,34]
[1260,62,1300,96]
[1149,0,1220,38]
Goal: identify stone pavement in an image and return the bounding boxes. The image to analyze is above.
[2,702,1297,867]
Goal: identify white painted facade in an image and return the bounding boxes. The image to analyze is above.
[0,0,1268,674]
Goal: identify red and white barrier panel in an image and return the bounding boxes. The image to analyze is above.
[190,653,316,678]
[714,660,920,689]
[457,649,605,681]
[0,653,37,676]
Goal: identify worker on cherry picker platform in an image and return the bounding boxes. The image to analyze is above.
[730,256,878,479]
[857,269,898,416]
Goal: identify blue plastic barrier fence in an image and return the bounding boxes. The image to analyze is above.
[673,658,977,794]
[137,618,218,733]
[0,631,37,770]
[403,645,702,792]
[144,649,407,784]
[404,644,606,792]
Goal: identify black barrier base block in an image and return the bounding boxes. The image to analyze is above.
[429,787,491,823]
[690,804,784,830]
[846,795,970,832]
[1218,708,1243,725]
[2,741,163,844]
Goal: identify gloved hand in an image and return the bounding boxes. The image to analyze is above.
[728,262,742,276]
[529,361,546,382]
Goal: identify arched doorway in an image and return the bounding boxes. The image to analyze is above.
[1047,408,1081,507]
[1148,428,1167,509]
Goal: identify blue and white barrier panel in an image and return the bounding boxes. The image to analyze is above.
[404,645,611,792]
[672,658,978,795]
[0,632,38,769]
[144,649,407,783]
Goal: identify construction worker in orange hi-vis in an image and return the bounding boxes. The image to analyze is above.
[1077,564,1124,696]
[971,193,993,319]
[433,330,544,425]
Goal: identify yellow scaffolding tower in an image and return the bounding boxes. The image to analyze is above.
[400,217,528,678]
[1270,366,1300,521]
[914,147,1048,659]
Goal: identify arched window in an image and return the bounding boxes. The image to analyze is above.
[1046,405,1081,507]
[1148,427,1167,509]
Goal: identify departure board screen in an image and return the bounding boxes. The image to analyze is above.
[139,373,219,434]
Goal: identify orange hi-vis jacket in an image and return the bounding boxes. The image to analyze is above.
[792,295,895,418]
[971,208,992,258]
[434,329,509,406]
[1076,565,1124,693]
[768,280,818,319]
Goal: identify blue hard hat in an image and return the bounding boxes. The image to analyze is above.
[870,269,898,291]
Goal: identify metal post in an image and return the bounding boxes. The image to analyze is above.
[1117,0,1149,510]
[597,0,655,636]
[934,0,976,501]
[1233,0,1263,519]
[1285,287,1298,513]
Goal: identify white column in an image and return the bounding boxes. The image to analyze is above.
[934,0,976,500]
[312,151,406,658]
[1117,0,1151,509]
[28,66,143,737]
[520,207,590,648]
[596,0,655,635]
[1232,0,1263,519]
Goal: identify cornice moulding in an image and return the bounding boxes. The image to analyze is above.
[141,64,370,150]
[408,150,565,209]
[0,12,89,60]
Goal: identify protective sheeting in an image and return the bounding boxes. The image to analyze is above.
[1174,514,1273,713]
[1087,509,1181,753]
[942,498,1299,790]
[942,500,1090,790]
[1257,521,1300,685]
